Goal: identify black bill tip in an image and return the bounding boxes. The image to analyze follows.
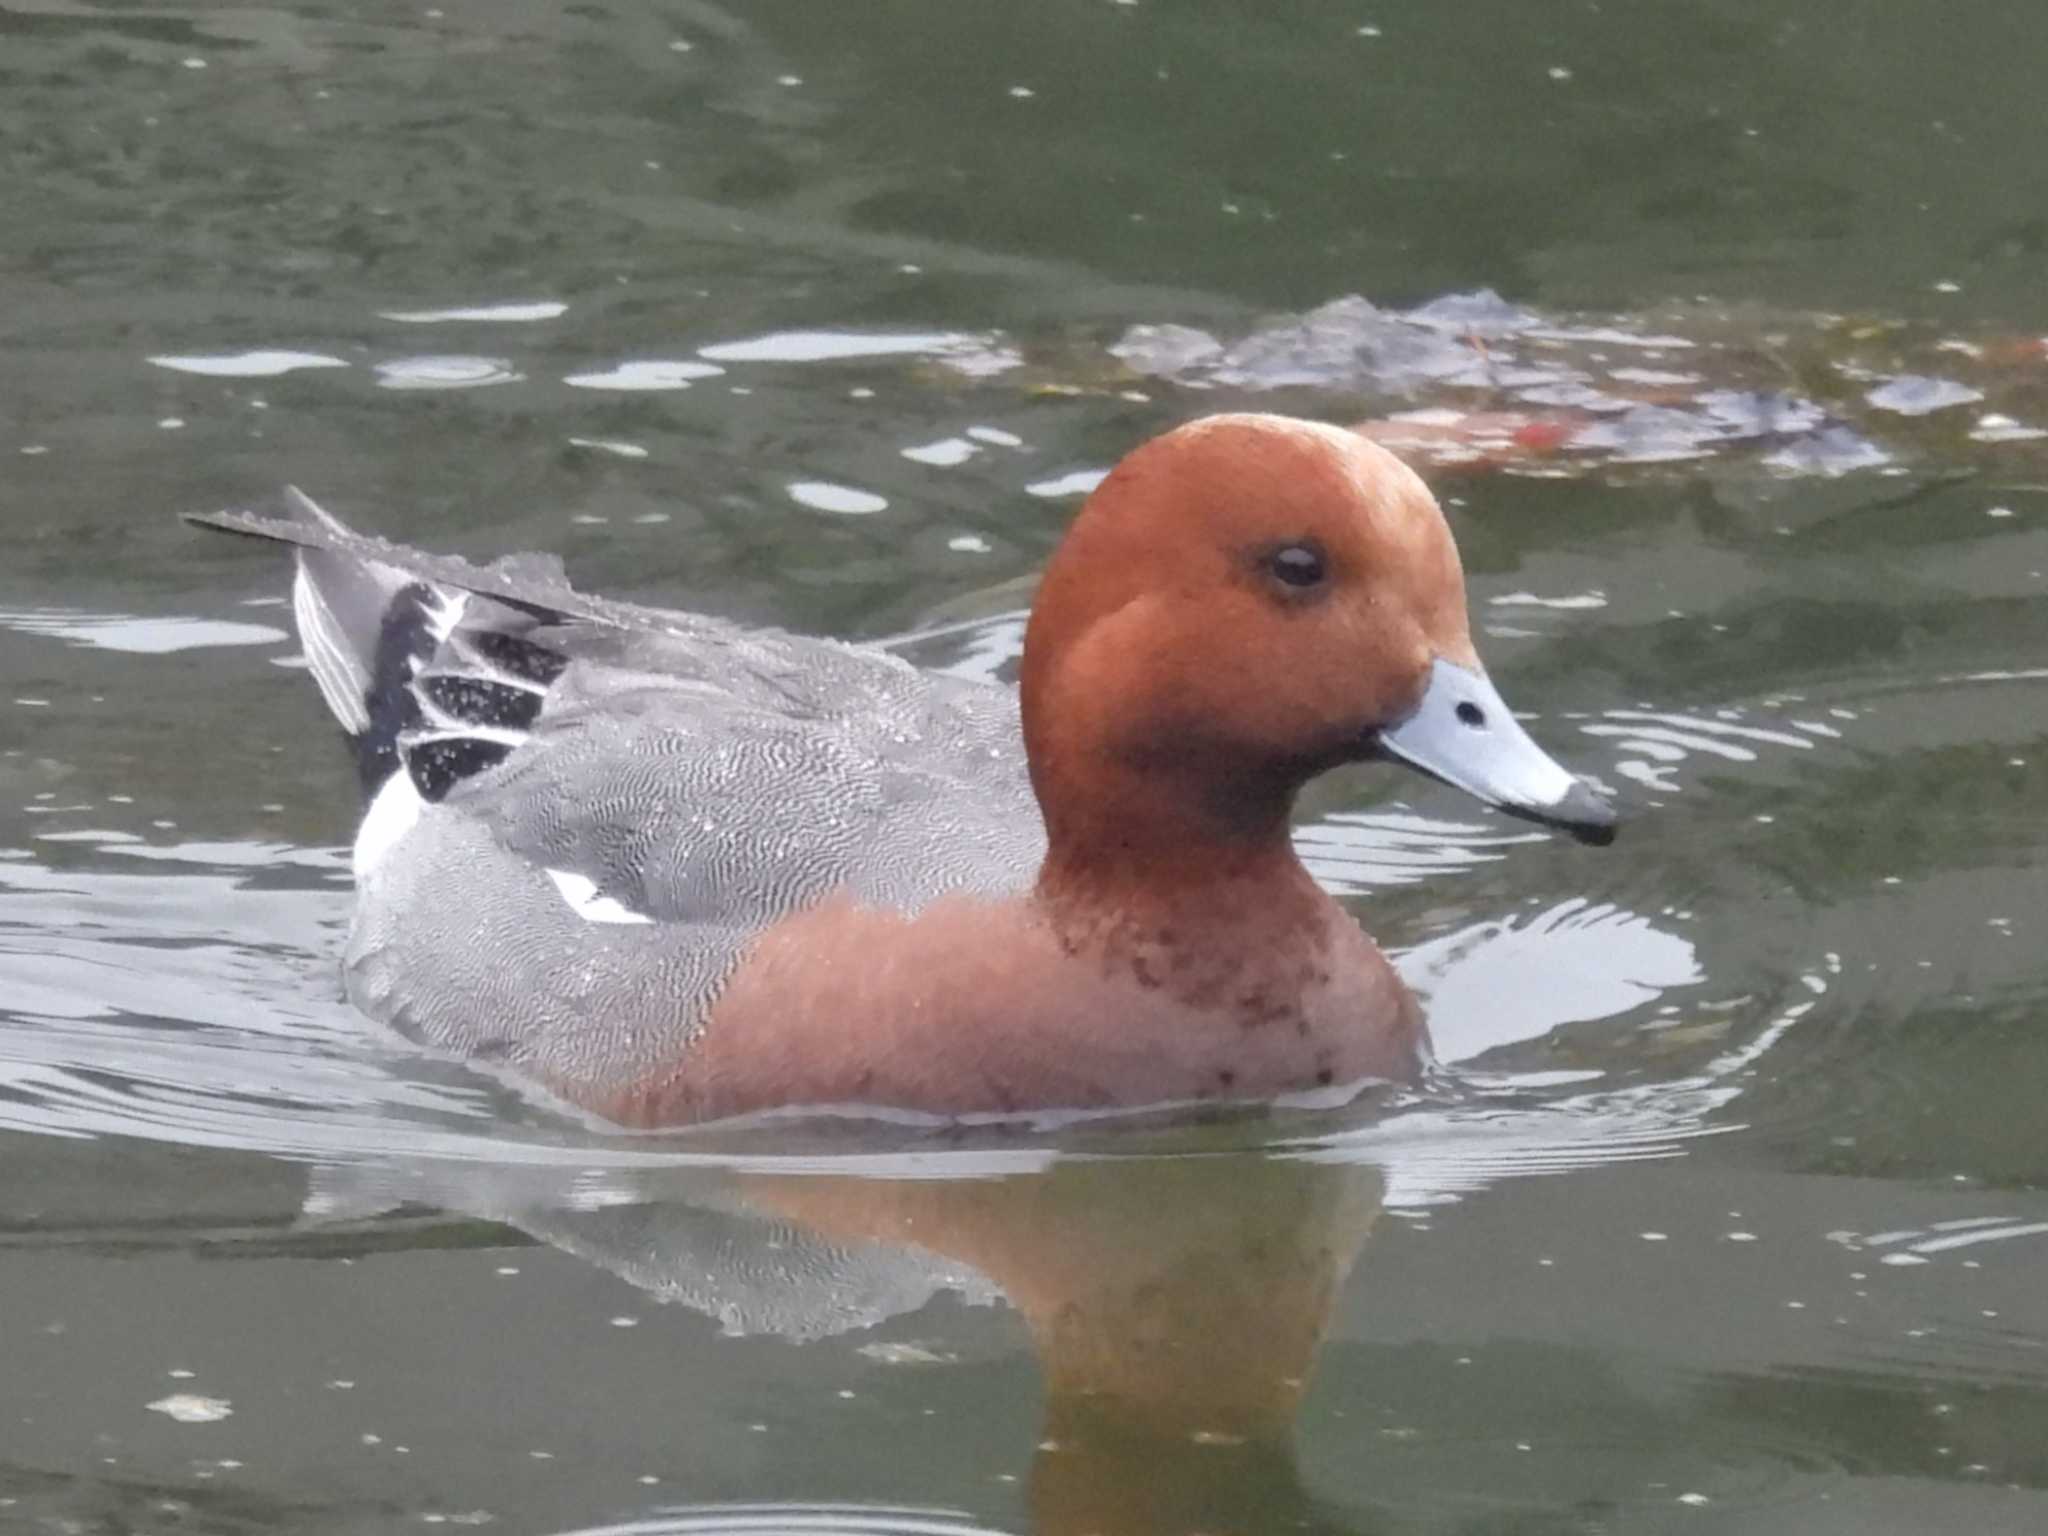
[1505,778,1619,847]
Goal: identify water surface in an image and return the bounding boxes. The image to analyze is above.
[5,3,2048,1533]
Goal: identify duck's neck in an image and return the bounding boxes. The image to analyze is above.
[1019,601,1348,973]
[1031,761,1338,970]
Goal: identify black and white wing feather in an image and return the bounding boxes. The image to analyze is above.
[189,492,1041,1090]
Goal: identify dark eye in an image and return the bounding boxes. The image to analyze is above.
[1267,542,1327,590]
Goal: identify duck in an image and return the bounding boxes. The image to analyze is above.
[190,412,1615,1126]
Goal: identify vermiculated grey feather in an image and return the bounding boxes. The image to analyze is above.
[188,496,1043,1093]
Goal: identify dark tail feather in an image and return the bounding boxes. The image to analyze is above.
[192,491,525,797]
[189,490,592,800]
[186,491,582,624]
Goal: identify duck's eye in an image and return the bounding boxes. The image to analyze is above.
[1267,542,1327,590]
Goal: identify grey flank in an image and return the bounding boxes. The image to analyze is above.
[192,498,1043,1098]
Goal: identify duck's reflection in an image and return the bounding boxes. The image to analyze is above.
[746,1155,1380,1536]
[759,1154,1376,1421]
[320,1141,1383,1536]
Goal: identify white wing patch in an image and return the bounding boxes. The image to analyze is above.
[546,868,655,926]
[354,772,422,882]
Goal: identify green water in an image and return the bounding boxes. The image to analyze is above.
[5,3,2048,1533]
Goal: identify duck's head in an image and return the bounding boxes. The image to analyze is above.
[1019,413,1615,860]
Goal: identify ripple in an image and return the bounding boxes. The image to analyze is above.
[564,360,726,390]
[378,300,567,323]
[699,330,986,364]
[0,825,1799,1206]
[372,355,523,390]
[901,436,978,467]
[1295,810,1538,894]
[787,480,888,514]
[1401,896,1704,1060]
[1,608,290,654]
[0,636,1873,1231]
[1581,705,1827,792]
[1300,980,1814,1206]
[567,437,650,460]
[1023,468,1108,498]
[1488,590,1608,611]
[550,1504,1013,1536]
[146,349,349,377]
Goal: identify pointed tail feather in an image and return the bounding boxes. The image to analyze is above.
[191,491,533,795]
[188,490,612,800]
[186,492,581,622]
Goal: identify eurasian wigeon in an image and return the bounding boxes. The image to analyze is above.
[192,412,1614,1125]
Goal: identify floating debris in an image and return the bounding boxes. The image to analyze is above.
[1864,375,1986,415]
